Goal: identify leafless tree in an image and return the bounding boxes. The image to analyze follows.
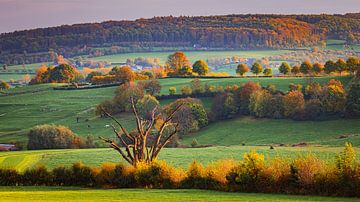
[100,97,182,167]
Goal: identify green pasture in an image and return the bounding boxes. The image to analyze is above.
[0,146,359,171]
[0,187,357,202]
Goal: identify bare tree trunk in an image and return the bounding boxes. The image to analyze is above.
[100,97,182,167]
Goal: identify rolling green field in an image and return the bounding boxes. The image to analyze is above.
[1,146,359,171]
[0,76,353,146]
[1,187,357,202]
[182,117,360,146]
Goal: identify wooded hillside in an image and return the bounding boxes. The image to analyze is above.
[1,13,360,65]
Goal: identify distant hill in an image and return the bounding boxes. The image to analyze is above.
[1,13,360,65]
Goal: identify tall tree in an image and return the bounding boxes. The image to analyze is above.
[279,62,291,75]
[291,65,300,75]
[346,57,360,75]
[251,62,263,76]
[263,68,272,76]
[100,97,183,166]
[192,60,209,76]
[236,64,249,76]
[166,52,190,72]
[324,60,337,74]
[300,61,313,75]
[313,63,324,74]
[335,59,348,75]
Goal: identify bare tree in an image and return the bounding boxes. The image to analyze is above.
[100,97,182,167]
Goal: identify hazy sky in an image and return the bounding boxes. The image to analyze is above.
[0,0,359,33]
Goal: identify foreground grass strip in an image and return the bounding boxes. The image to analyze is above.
[0,187,358,202]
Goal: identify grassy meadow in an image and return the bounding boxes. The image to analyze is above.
[1,187,357,202]
[0,76,353,146]
[1,146,359,171]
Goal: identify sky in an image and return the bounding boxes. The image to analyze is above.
[0,0,359,33]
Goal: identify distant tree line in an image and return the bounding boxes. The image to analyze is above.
[2,13,360,65]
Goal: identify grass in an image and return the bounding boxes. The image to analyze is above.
[0,76,353,146]
[182,117,360,147]
[0,146,359,171]
[0,187,357,202]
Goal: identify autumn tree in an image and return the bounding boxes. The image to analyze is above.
[263,68,272,76]
[140,80,161,96]
[321,79,346,113]
[279,62,291,75]
[313,63,324,75]
[291,65,301,75]
[136,95,160,120]
[29,64,48,84]
[211,92,237,120]
[190,78,204,94]
[251,62,263,76]
[283,91,305,118]
[178,65,193,76]
[238,82,261,114]
[109,66,135,83]
[169,87,176,95]
[335,59,348,75]
[249,89,272,117]
[100,97,184,166]
[166,52,191,73]
[192,60,209,76]
[324,60,337,74]
[112,82,144,113]
[300,61,313,75]
[236,64,249,76]
[346,71,360,117]
[346,57,360,75]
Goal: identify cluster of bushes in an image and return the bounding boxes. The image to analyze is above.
[30,64,83,84]
[209,79,350,121]
[1,144,359,197]
[27,125,96,150]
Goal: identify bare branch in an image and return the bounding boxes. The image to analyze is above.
[99,136,133,164]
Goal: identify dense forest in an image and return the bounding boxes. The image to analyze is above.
[1,13,360,65]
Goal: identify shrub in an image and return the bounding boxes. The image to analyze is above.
[22,165,52,186]
[191,138,198,147]
[169,87,176,95]
[227,151,265,192]
[0,169,20,186]
[70,162,96,187]
[134,161,183,188]
[27,124,77,150]
[52,166,73,186]
[112,164,136,188]
[181,85,192,95]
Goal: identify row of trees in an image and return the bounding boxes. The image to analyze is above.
[235,56,360,77]
[30,64,81,84]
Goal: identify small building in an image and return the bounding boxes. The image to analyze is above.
[0,144,16,151]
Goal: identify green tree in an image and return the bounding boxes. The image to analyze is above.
[181,85,192,95]
[169,87,176,95]
[291,65,300,75]
[236,64,249,76]
[300,61,313,75]
[346,71,360,117]
[313,63,324,74]
[178,65,193,76]
[279,62,291,75]
[251,62,263,76]
[136,94,160,120]
[141,80,161,96]
[324,60,337,74]
[192,60,209,76]
[249,89,272,117]
[263,68,272,76]
[335,59,348,75]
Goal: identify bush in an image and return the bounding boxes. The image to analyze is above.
[0,169,20,186]
[169,87,176,95]
[27,125,77,150]
[181,85,192,95]
[70,162,96,187]
[52,166,73,186]
[22,165,52,186]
